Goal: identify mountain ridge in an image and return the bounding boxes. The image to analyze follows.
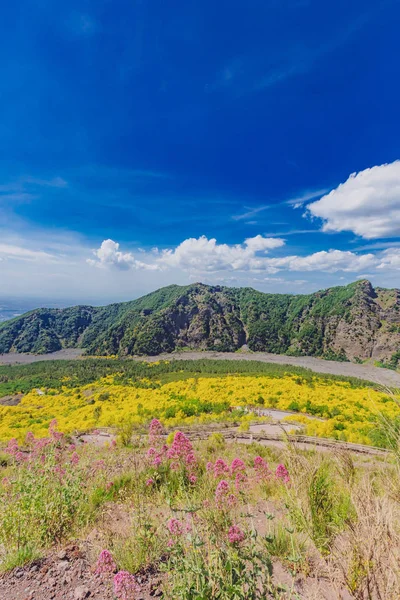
[1,280,400,366]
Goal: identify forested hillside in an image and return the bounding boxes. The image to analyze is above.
[1,280,400,364]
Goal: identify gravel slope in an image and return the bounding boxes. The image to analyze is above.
[137,351,400,388]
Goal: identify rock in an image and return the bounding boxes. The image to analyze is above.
[57,560,70,571]
[57,549,68,560]
[74,586,90,599]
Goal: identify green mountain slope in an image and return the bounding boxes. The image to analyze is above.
[1,280,400,363]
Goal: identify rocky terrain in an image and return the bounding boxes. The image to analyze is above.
[0,280,399,365]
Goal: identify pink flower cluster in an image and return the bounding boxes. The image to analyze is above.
[113,571,140,600]
[208,457,247,478]
[208,457,248,494]
[254,456,272,481]
[213,458,230,477]
[70,452,80,465]
[167,431,195,468]
[167,517,184,536]
[146,424,198,485]
[146,445,168,468]
[5,422,79,475]
[215,479,237,509]
[96,549,117,575]
[49,419,64,442]
[149,418,164,445]
[275,463,290,484]
[231,458,246,475]
[228,525,245,545]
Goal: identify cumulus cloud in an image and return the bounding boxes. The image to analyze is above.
[377,248,400,270]
[159,235,285,272]
[87,239,159,270]
[265,249,378,273]
[86,236,400,277]
[307,161,400,238]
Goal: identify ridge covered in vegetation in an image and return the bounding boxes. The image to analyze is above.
[1,280,400,364]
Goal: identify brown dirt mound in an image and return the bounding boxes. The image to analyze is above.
[0,544,159,600]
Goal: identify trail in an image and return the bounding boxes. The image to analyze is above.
[78,425,390,458]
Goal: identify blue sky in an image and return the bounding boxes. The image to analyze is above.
[1,0,400,304]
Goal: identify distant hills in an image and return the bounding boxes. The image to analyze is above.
[0,280,400,366]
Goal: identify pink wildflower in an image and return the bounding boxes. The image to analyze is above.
[49,419,64,441]
[227,493,237,508]
[215,479,230,508]
[206,461,213,472]
[149,419,164,445]
[96,549,117,575]
[106,481,114,491]
[15,451,27,463]
[254,456,271,481]
[146,478,155,486]
[186,451,197,466]
[189,474,197,484]
[167,518,184,536]
[25,431,35,445]
[5,438,18,456]
[70,452,80,465]
[111,439,117,448]
[113,571,140,600]
[231,458,246,475]
[1,477,10,488]
[275,464,290,484]
[53,465,66,477]
[228,525,245,545]
[167,431,193,464]
[213,458,230,478]
[234,472,247,492]
[153,455,162,467]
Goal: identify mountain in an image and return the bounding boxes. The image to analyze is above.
[0,280,400,365]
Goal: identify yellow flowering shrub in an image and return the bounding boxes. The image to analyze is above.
[0,373,398,445]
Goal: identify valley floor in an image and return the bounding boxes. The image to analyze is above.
[1,349,399,387]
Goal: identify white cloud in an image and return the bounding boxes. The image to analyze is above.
[232,189,327,221]
[307,161,400,238]
[87,239,159,271]
[377,248,400,270]
[0,243,55,262]
[265,249,378,273]
[285,188,329,208]
[86,237,400,278]
[159,235,285,272]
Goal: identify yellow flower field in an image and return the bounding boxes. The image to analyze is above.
[0,373,398,445]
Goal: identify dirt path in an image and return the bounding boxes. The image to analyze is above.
[1,348,399,387]
[77,425,389,458]
[0,349,84,365]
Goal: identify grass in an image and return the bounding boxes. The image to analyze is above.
[1,365,400,598]
[1,415,400,598]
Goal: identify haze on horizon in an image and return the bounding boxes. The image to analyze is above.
[1,0,400,305]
